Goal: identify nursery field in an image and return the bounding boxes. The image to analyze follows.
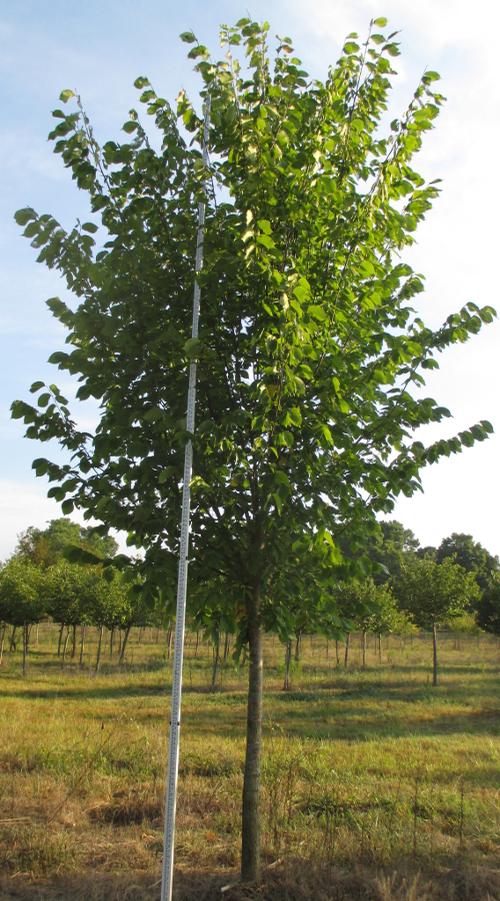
[0,628,499,900]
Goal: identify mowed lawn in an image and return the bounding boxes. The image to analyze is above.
[0,628,499,900]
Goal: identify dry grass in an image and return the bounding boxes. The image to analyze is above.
[0,627,498,899]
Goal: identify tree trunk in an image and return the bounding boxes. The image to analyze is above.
[119,624,132,665]
[223,631,230,664]
[432,623,438,686]
[344,633,350,669]
[61,626,70,669]
[57,623,64,656]
[95,625,104,673]
[79,625,86,667]
[335,639,340,665]
[210,633,220,691]
[294,632,301,663]
[9,626,17,652]
[71,624,77,658]
[166,625,173,660]
[0,624,5,666]
[109,626,115,659]
[241,584,263,883]
[283,640,292,691]
[194,630,200,658]
[361,630,367,669]
[22,622,28,677]
[378,633,382,664]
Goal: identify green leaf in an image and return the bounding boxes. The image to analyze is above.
[179,30,196,43]
[256,234,275,250]
[30,381,45,393]
[372,16,388,27]
[188,45,208,60]
[183,337,201,360]
[320,423,334,446]
[134,76,150,89]
[308,304,327,322]
[59,89,75,104]
[14,208,36,227]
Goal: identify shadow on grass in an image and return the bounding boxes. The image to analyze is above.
[1,857,498,901]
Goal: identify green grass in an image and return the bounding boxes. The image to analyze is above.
[0,627,499,899]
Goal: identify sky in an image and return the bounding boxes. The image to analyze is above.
[1,0,499,560]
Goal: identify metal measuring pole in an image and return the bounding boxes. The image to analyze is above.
[160,95,211,901]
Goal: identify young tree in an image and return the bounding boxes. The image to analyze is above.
[396,556,480,684]
[11,19,495,881]
[0,559,44,675]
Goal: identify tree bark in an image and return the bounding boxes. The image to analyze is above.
[210,632,220,691]
[0,624,5,666]
[294,632,301,663]
[79,625,86,667]
[344,633,350,669]
[61,626,70,669]
[109,626,115,659]
[283,640,292,691]
[241,583,263,883]
[335,639,340,665]
[22,622,28,676]
[432,623,438,686]
[378,633,382,664]
[57,623,64,656]
[119,624,132,665]
[166,624,173,660]
[71,624,77,658]
[9,625,17,653]
[361,630,367,669]
[223,631,230,664]
[95,625,104,673]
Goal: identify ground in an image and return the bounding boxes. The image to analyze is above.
[0,627,498,899]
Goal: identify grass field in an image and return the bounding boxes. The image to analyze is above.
[0,627,498,900]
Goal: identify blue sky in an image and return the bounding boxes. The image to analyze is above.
[1,0,499,559]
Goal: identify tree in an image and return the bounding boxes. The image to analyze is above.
[396,556,480,684]
[11,19,495,882]
[0,559,44,675]
[362,519,420,584]
[477,577,500,634]
[436,533,499,592]
[15,517,117,568]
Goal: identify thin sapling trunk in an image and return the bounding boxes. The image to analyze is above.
[95,625,104,673]
[344,633,350,669]
[119,624,132,665]
[241,583,263,883]
[432,622,439,686]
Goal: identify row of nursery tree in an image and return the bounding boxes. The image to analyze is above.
[1,517,498,682]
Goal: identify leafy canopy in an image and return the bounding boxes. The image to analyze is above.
[11,18,495,633]
[396,555,480,628]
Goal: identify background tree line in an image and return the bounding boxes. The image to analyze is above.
[1,516,498,684]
